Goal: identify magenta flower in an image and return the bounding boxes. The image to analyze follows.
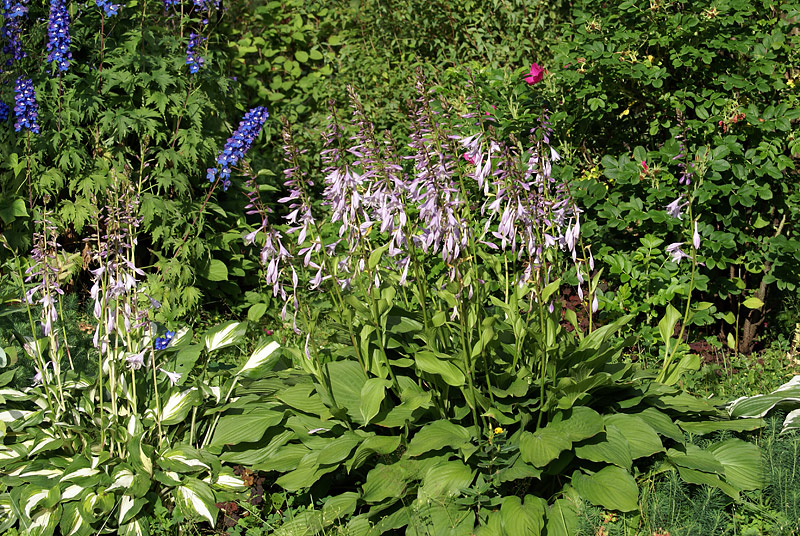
[524,63,544,85]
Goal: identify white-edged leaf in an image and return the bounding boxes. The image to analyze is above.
[60,503,87,536]
[29,505,60,536]
[175,478,218,527]
[203,469,247,491]
[61,467,100,482]
[237,340,281,378]
[118,495,146,525]
[119,516,149,536]
[0,409,33,422]
[29,435,61,457]
[203,321,247,353]
[106,468,135,492]
[160,388,200,425]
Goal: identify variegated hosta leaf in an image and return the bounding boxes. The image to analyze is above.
[203,321,247,353]
[203,468,247,491]
[237,340,281,378]
[60,466,100,484]
[0,493,15,533]
[28,434,62,457]
[160,388,200,426]
[78,491,115,524]
[127,434,153,477]
[0,388,31,402]
[23,485,60,519]
[61,485,87,502]
[158,446,212,474]
[169,326,193,349]
[118,495,146,526]
[0,442,29,465]
[22,336,49,359]
[59,503,90,536]
[28,504,61,536]
[0,409,34,423]
[105,468,135,493]
[174,478,218,527]
[119,516,149,536]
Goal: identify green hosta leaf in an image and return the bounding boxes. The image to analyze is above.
[519,428,571,468]
[316,432,363,466]
[160,388,200,425]
[406,420,471,457]
[175,478,218,527]
[572,466,639,512]
[500,495,546,536]
[322,492,359,526]
[237,340,281,378]
[546,498,580,536]
[667,444,724,475]
[574,425,632,471]
[362,463,407,503]
[418,460,475,501]
[676,419,765,435]
[347,434,401,472]
[203,321,247,353]
[408,503,474,536]
[275,452,337,491]
[173,344,203,384]
[414,350,465,386]
[658,304,681,346]
[553,407,605,442]
[118,495,146,525]
[326,360,368,422]
[604,414,664,459]
[709,438,762,490]
[359,378,391,425]
[676,466,740,499]
[209,408,284,447]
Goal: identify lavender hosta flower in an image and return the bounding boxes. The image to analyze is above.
[25,212,63,337]
[13,77,39,133]
[693,221,701,250]
[96,0,120,16]
[46,0,72,73]
[125,350,146,370]
[208,106,268,191]
[666,242,690,264]
[186,32,205,74]
[158,367,181,386]
[665,196,685,219]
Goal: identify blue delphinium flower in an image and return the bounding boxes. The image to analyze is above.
[1,0,29,66]
[154,330,175,350]
[186,32,205,74]
[46,0,72,73]
[13,77,39,133]
[95,0,120,16]
[207,106,269,191]
[0,102,9,122]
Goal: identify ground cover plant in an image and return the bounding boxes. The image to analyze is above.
[0,0,798,535]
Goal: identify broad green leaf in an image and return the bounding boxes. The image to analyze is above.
[201,259,228,281]
[237,340,281,378]
[359,378,390,425]
[660,353,701,385]
[709,438,762,490]
[203,321,247,353]
[667,444,724,475]
[160,388,200,425]
[326,361,368,422]
[347,434,401,472]
[676,418,765,435]
[275,452,337,491]
[173,344,203,384]
[500,495,546,536]
[658,304,681,346]
[248,303,267,322]
[604,414,664,459]
[368,243,390,270]
[316,433,362,466]
[277,384,330,417]
[572,466,639,512]
[407,503,474,536]
[676,466,740,499]
[418,460,474,500]
[546,498,580,536]
[209,408,284,447]
[322,492,359,526]
[273,509,323,536]
[406,420,471,457]
[362,463,407,503]
[519,428,571,468]
[414,351,465,386]
[574,425,632,471]
[742,297,764,309]
[175,478,218,527]
[553,407,604,442]
[541,279,562,303]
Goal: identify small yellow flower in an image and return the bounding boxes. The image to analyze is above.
[618,107,630,118]
[493,427,504,435]
[788,79,795,88]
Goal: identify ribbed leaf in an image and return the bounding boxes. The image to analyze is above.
[546,498,580,536]
[418,460,474,501]
[519,428,571,468]
[572,466,639,512]
[160,388,200,425]
[237,340,281,378]
[347,434,401,472]
[574,426,632,470]
[727,375,800,418]
[359,378,390,425]
[203,321,247,353]
[414,351,465,386]
[209,408,283,447]
[500,495,546,536]
[604,414,664,459]
[406,420,471,457]
[709,438,762,490]
[175,478,218,527]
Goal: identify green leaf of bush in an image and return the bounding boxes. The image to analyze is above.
[572,466,639,512]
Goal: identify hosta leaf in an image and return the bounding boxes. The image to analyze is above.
[407,503,474,536]
[414,351,465,386]
[275,452,337,491]
[23,485,59,518]
[203,321,247,353]
[636,408,684,442]
[160,388,200,425]
[326,361,368,422]
[553,407,604,442]
[572,466,639,512]
[78,491,114,524]
[209,408,284,447]
[322,492,359,526]
[175,478,218,527]
[204,468,246,491]
[546,498,580,536]
[347,434,401,472]
[667,444,724,475]
[418,460,475,500]
[500,495,546,536]
[237,340,281,378]
[603,414,664,459]
[28,505,61,536]
[316,432,363,466]
[676,418,765,435]
[519,428,571,468]
[118,495,146,525]
[105,467,135,492]
[406,420,471,457]
[362,463,407,503]
[159,446,212,473]
[359,378,391,425]
[575,426,632,471]
[709,438,762,490]
[119,517,149,536]
[676,466,740,499]
[59,503,90,536]
[728,375,800,419]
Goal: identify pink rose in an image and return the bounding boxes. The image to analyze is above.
[524,63,544,85]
